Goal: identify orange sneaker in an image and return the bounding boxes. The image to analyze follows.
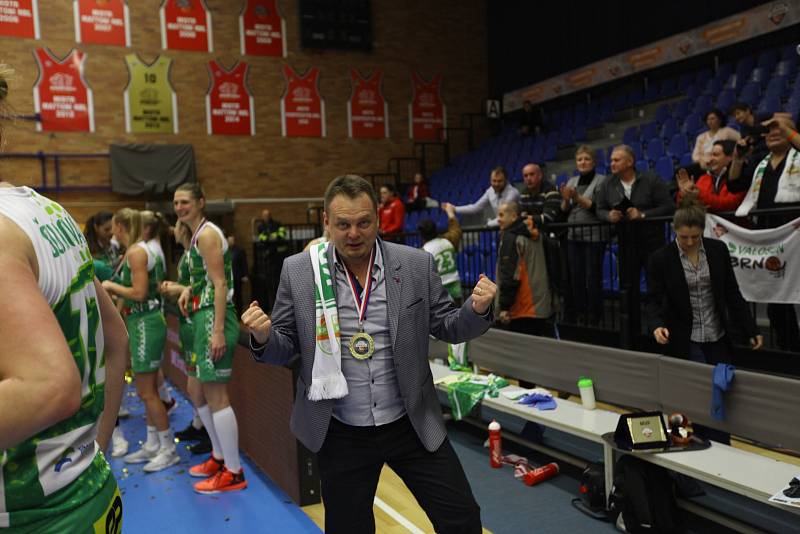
[189,455,224,478]
[193,467,247,494]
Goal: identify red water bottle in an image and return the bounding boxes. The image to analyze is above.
[523,462,559,486]
[488,420,502,468]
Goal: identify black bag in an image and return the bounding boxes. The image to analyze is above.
[608,455,683,533]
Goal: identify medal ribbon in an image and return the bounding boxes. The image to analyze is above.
[342,247,376,329]
[189,218,208,249]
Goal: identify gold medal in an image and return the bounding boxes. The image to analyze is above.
[349,331,375,360]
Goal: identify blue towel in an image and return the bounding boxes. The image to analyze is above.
[711,364,735,421]
[518,393,557,411]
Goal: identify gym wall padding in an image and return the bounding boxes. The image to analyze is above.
[459,328,800,451]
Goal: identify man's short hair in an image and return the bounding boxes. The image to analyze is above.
[613,144,636,163]
[324,175,379,213]
[729,102,752,114]
[712,139,736,157]
[500,201,519,217]
[380,182,397,195]
[491,166,507,179]
[416,219,437,242]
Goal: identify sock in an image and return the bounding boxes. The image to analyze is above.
[192,410,203,430]
[145,426,158,450]
[212,406,241,473]
[197,405,223,460]
[158,429,175,451]
[158,382,173,403]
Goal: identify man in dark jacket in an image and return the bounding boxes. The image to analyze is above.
[595,145,674,342]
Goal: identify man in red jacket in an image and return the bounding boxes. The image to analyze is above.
[379,183,406,236]
[676,140,745,212]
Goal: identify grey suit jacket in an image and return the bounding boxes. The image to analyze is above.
[251,239,491,453]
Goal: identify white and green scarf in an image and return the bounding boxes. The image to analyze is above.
[308,242,348,400]
[736,147,800,216]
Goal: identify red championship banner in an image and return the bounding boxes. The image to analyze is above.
[347,69,388,139]
[0,0,40,39]
[74,0,130,47]
[239,0,286,57]
[32,48,94,133]
[409,72,446,141]
[280,65,325,138]
[159,0,213,52]
[206,60,255,136]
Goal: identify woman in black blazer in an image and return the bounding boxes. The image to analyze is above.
[646,200,763,364]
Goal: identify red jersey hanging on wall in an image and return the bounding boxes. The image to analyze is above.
[239,0,286,57]
[74,0,130,47]
[32,48,94,133]
[206,60,255,136]
[408,72,446,141]
[159,0,213,52]
[281,65,325,138]
[347,69,388,139]
[0,0,40,39]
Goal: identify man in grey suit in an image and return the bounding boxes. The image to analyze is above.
[242,175,497,533]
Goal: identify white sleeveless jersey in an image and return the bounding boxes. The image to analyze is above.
[0,186,108,527]
[423,237,460,287]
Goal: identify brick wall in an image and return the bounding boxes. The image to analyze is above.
[0,0,488,247]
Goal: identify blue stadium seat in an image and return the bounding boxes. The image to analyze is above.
[660,117,678,140]
[654,104,670,124]
[775,59,797,77]
[673,99,692,120]
[701,79,721,96]
[723,74,740,91]
[635,160,649,173]
[659,77,678,98]
[629,141,643,160]
[667,134,688,159]
[765,76,788,99]
[739,82,761,108]
[555,173,569,188]
[573,123,587,142]
[645,137,665,162]
[692,95,712,117]
[716,89,736,114]
[756,95,781,118]
[682,113,702,135]
[644,83,660,102]
[735,55,755,79]
[622,126,639,144]
[694,69,712,87]
[748,67,769,88]
[558,128,574,147]
[641,121,659,140]
[756,49,778,71]
[677,73,694,92]
[685,85,700,100]
[655,156,674,182]
[679,152,694,168]
[715,62,733,83]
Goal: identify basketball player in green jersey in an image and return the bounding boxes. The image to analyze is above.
[160,222,207,444]
[173,184,246,494]
[101,209,179,473]
[0,64,128,533]
[0,188,131,532]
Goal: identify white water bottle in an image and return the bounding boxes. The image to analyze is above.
[578,377,596,410]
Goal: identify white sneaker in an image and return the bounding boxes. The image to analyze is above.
[110,428,129,458]
[142,447,180,473]
[123,445,158,464]
[118,405,130,418]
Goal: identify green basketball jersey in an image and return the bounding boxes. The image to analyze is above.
[124,54,178,134]
[188,222,233,313]
[0,186,111,529]
[119,241,164,316]
[177,251,192,327]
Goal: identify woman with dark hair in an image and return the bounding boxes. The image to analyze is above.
[646,198,762,363]
[692,108,740,170]
[84,211,120,279]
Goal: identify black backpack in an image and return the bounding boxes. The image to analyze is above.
[608,455,684,533]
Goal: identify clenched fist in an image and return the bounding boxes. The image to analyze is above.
[471,274,497,315]
[241,301,272,345]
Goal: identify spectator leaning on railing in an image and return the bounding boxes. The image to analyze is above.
[443,166,520,228]
[676,140,745,213]
[727,112,800,352]
[595,145,674,340]
[560,146,608,325]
